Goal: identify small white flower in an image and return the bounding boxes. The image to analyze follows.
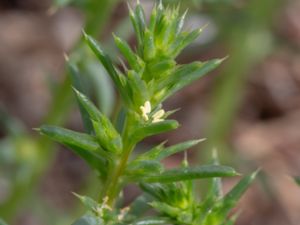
[139,101,165,123]
[140,101,151,121]
[152,109,165,123]
[94,196,112,217]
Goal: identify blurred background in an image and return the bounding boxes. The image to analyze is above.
[1,0,300,224]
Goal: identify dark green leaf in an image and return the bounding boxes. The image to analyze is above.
[219,170,258,214]
[171,28,203,56]
[127,70,149,107]
[92,119,122,154]
[126,160,164,178]
[74,193,98,211]
[129,195,152,217]
[138,139,204,161]
[113,35,144,72]
[73,89,122,154]
[143,29,156,60]
[73,88,102,121]
[129,5,143,55]
[137,165,238,183]
[131,120,179,143]
[68,61,94,134]
[39,125,98,151]
[164,59,224,100]
[83,32,129,103]
[39,125,107,175]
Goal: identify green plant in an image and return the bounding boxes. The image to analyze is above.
[38,1,256,224]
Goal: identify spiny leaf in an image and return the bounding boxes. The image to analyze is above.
[74,193,98,211]
[137,165,238,183]
[129,195,152,217]
[143,29,156,60]
[171,27,204,57]
[113,34,144,72]
[137,139,205,161]
[73,89,122,154]
[67,61,94,134]
[39,125,98,151]
[126,160,163,175]
[39,125,107,176]
[219,170,258,213]
[131,120,179,143]
[128,4,143,54]
[83,32,130,104]
[166,59,224,98]
[202,170,258,224]
[92,119,122,154]
[127,70,149,107]
[73,88,102,121]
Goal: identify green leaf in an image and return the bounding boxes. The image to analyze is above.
[175,10,187,36]
[150,201,181,219]
[129,195,152,217]
[73,88,102,121]
[143,29,156,60]
[171,28,203,57]
[135,2,146,36]
[39,125,107,176]
[197,150,223,222]
[113,35,144,72]
[84,60,116,116]
[83,32,129,103]
[131,120,179,143]
[202,170,258,224]
[148,59,176,80]
[126,160,164,178]
[137,165,238,183]
[92,119,122,154]
[203,150,223,204]
[128,5,143,55]
[39,125,98,151]
[74,193,98,211]
[68,61,94,134]
[83,32,119,84]
[219,170,258,214]
[127,70,149,107]
[138,139,205,161]
[73,88,122,154]
[166,59,224,98]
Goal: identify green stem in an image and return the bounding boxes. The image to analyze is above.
[100,113,136,207]
[106,142,135,207]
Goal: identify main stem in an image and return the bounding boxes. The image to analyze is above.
[101,113,135,207]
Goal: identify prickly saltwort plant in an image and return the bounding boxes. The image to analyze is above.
[38,1,257,224]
